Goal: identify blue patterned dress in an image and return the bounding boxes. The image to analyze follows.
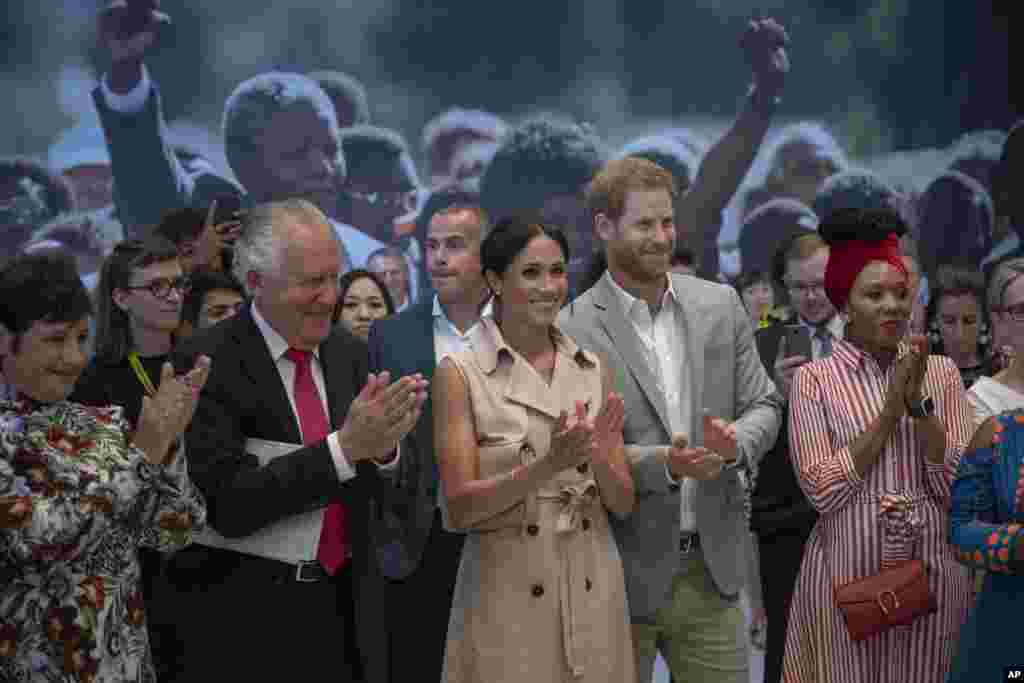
[948,409,1024,681]
[0,399,206,682]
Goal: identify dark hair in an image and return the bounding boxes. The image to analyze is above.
[307,70,371,126]
[333,269,396,324]
[182,268,245,328]
[948,129,1006,193]
[812,169,899,222]
[413,187,485,248]
[339,125,414,181]
[926,264,989,356]
[480,214,570,280]
[915,170,994,278]
[480,115,604,222]
[153,207,207,246]
[0,251,92,344]
[740,198,818,278]
[733,269,772,294]
[771,231,828,288]
[818,206,909,245]
[94,237,181,364]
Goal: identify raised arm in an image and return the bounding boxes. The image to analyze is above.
[93,2,198,233]
[949,417,1024,573]
[679,18,789,278]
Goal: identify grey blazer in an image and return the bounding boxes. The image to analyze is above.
[558,273,782,619]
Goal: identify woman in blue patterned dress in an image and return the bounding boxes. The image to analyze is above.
[0,251,209,682]
[948,408,1024,681]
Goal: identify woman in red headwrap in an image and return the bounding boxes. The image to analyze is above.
[781,208,974,683]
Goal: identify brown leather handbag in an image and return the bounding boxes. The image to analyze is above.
[833,559,937,642]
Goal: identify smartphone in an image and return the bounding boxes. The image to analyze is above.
[783,324,813,360]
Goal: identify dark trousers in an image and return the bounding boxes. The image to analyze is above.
[358,510,465,683]
[164,545,360,682]
[757,529,812,683]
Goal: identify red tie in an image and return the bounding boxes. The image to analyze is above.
[286,348,348,574]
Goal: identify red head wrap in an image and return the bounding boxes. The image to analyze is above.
[824,232,908,311]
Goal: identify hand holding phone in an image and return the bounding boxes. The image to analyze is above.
[774,326,812,398]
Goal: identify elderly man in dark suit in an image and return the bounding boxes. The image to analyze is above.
[170,199,427,682]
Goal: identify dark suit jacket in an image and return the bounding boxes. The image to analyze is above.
[750,318,818,538]
[365,298,440,580]
[173,307,381,549]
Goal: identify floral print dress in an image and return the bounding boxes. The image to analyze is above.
[0,399,206,682]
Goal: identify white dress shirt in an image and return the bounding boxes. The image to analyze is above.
[604,272,698,532]
[251,303,399,479]
[433,294,494,364]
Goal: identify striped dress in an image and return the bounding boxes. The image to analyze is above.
[782,340,974,683]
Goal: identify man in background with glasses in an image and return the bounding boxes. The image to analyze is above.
[749,231,836,683]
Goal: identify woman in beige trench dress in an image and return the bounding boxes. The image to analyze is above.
[434,216,637,683]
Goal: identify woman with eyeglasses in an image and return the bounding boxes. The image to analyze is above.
[0,250,208,682]
[926,266,995,390]
[965,258,1024,431]
[69,235,192,681]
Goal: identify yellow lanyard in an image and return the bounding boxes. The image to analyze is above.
[127,352,158,397]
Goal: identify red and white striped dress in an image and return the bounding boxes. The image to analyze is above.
[782,340,973,683]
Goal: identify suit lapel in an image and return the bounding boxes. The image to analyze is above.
[670,274,707,442]
[412,302,438,455]
[593,276,673,436]
[234,310,303,444]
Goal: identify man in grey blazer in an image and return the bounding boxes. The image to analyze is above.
[558,157,783,683]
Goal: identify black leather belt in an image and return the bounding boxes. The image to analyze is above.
[184,545,332,584]
[679,532,701,554]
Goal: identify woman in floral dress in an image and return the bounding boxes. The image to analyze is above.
[0,251,209,682]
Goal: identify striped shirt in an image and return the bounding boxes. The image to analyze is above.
[782,339,974,683]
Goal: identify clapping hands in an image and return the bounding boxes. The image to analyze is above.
[337,371,429,463]
[135,355,211,465]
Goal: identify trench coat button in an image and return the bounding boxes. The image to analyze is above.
[576,462,589,474]
[527,524,539,536]
[581,518,591,531]
[531,584,544,597]
[520,443,535,458]
[585,578,593,591]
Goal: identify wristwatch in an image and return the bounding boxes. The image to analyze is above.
[906,396,935,419]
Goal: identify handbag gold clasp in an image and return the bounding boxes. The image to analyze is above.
[877,590,900,616]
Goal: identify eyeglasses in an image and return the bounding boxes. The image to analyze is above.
[346,188,418,213]
[785,280,826,296]
[124,276,191,299]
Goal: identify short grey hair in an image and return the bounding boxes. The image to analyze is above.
[232,198,337,295]
[988,257,1024,312]
[763,121,848,185]
[222,72,339,181]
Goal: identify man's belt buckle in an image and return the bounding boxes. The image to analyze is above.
[295,560,324,583]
